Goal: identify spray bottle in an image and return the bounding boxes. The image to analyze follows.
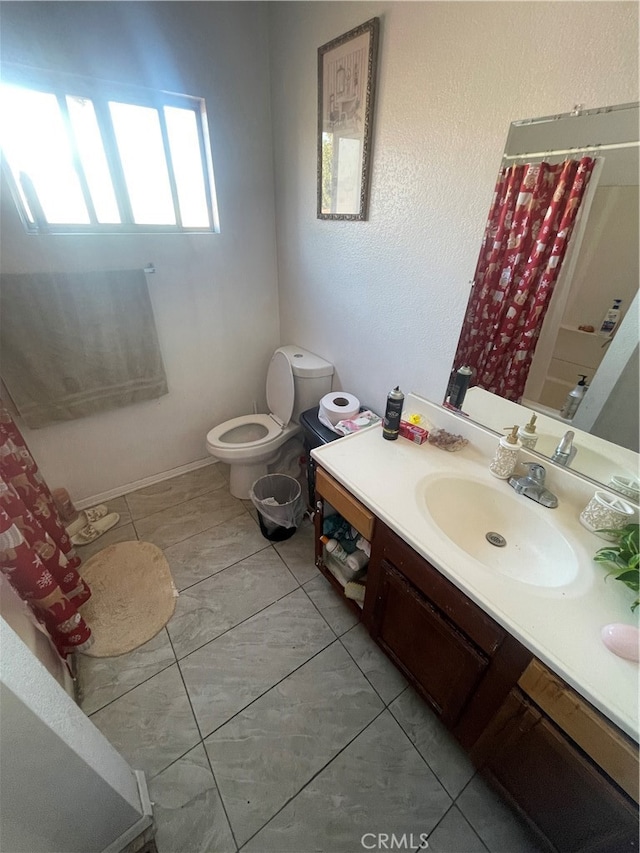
[382,386,404,441]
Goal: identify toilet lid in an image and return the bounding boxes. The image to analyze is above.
[266,350,294,426]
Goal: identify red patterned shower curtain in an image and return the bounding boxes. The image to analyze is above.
[452,157,595,402]
[0,403,92,657]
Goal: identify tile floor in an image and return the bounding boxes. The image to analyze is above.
[75,464,545,853]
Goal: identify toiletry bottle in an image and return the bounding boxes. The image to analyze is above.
[449,366,472,409]
[560,375,588,420]
[518,413,538,450]
[489,425,522,479]
[382,386,404,440]
[320,536,349,564]
[344,549,368,573]
[598,299,622,336]
[52,487,79,523]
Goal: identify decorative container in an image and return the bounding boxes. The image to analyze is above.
[579,491,634,540]
[608,475,640,504]
[489,425,521,479]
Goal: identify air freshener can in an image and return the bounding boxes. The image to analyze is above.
[449,366,472,409]
[382,386,404,440]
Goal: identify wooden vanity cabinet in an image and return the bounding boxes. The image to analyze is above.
[472,680,639,853]
[313,467,375,616]
[363,520,532,748]
[312,468,639,851]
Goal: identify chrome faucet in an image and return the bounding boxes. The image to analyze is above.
[552,430,577,467]
[509,463,558,508]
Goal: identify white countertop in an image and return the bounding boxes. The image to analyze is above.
[312,394,639,741]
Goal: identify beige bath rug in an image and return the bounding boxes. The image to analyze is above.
[79,541,177,658]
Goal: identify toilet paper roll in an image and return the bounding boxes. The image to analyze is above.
[319,392,360,426]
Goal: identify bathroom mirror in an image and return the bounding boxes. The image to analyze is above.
[447,103,639,494]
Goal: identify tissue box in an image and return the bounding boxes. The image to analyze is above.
[399,421,429,444]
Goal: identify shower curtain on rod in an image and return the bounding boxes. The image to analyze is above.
[452,156,596,402]
[0,402,92,657]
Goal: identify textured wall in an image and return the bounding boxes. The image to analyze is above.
[268,1,639,414]
[0,2,280,500]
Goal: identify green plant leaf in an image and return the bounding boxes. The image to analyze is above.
[595,528,626,539]
[594,549,622,564]
[614,571,640,592]
[624,524,639,547]
[594,524,640,613]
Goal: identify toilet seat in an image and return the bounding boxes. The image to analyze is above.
[206,413,285,451]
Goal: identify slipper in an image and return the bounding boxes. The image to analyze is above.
[71,513,120,546]
[65,504,109,537]
[84,504,109,523]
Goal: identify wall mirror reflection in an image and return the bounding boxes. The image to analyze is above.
[446,103,639,497]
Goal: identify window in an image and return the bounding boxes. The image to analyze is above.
[0,67,219,234]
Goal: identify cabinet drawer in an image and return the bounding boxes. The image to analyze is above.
[374,560,489,726]
[519,659,639,804]
[377,522,504,655]
[484,689,639,852]
[315,467,375,540]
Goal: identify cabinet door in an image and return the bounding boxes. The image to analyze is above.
[371,559,488,727]
[484,690,639,853]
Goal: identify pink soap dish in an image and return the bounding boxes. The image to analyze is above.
[601,623,640,662]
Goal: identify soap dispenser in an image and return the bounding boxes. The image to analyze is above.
[518,413,538,450]
[490,425,522,479]
[560,375,588,420]
[598,299,622,336]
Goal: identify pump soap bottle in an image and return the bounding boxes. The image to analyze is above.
[490,425,522,479]
[518,413,538,450]
[598,299,622,336]
[560,375,588,420]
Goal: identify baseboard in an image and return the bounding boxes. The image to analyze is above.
[76,458,219,510]
[100,770,154,853]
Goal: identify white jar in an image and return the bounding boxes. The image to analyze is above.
[518,431,538,450]
[608,475,640,504]
[489,432,522,479]
[518,415,538,450]
[579,491,634,540]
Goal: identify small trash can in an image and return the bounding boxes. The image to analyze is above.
[249,474,305,542]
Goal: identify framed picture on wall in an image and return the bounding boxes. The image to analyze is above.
[317,17,380,220]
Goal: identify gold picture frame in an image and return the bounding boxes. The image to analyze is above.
[317,18,380,220]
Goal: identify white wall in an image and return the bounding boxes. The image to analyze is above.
[268,1,639,416]
[575,291,640,452]
[0,574,74,696]
[0,2,280,501]
[0,619,145,852]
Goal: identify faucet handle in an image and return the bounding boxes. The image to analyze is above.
[527,463,546,483]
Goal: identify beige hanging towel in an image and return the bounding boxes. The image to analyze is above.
[0,269,168,428]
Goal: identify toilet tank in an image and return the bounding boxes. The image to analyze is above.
[276,346,334,422]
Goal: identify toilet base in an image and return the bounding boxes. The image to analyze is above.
[229,462,269,500]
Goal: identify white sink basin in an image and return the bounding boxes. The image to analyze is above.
[420,474,580,588]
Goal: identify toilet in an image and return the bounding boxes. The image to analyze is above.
[206,346,334,499]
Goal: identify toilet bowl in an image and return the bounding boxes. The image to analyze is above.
[206,346,334,498]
